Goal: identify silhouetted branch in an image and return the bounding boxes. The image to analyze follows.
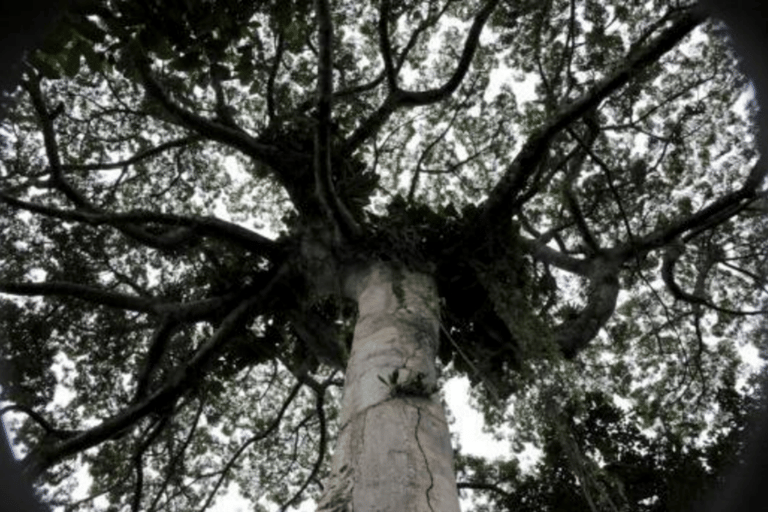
[279,389,327,512]
[0,192,278,256]
[197,381,303,512]
[60,136,203,172]
[18,264,291,481]
[314,0,361,238]
[148,397,206,512]
[342,0,501,155]
[132,45,291,168]
[481,9,704,221]
[661,240,766,315]
[266,30,285,122]
[553,257,621,358]
[0,404,81,440]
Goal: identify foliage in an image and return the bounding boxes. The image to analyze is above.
[457,372,765,511]
[0,0,765,510]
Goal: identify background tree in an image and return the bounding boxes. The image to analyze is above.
[456,371,765,511]
[0,0,765,510]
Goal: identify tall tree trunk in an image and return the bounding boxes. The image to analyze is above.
[316,262,461,512]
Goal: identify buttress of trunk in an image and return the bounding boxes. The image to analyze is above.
[316,262,461,512]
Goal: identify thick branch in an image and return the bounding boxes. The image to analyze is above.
[378,0,398,91]
[395,0,499,107]
[0,193,278,256]
[0,281,160,313]
[0,280,249,322]
[133,319,179,402]
[619,158,768,257]
[518,236,590,275]
[313,0,361,237]
[553,257,621,358]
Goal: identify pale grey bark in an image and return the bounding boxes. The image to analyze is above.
[317,262,460,512]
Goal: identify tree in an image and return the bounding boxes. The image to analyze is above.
[456,372,765,511]
[0,0,765,510]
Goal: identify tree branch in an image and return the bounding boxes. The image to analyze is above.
[0,404,81,441]
[0,281,160,313]
[395,0,499,107]
[552,256,621,358]
[341,0,500,155]
[378,0,397,91]
[618,158,768,257]
[20,264,290,481]
[0,280,253,323]
[518,236,590,275]
[0,192,278,256]
[279,389,327,512]
[197,381,303,512]
[661,239,766,315]
[480,8,704,221]
[131,45,291,168]
[133,319,180,402]
[313,0,361,238]
[266,30,285,122]
[60,136,203,172]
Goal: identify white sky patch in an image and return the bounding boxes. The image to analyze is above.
[444,377,508,459]
[443,376,542,472]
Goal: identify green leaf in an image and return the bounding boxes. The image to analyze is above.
[170,51,203,72]
[67,16,107,44]
[80,42,103,73]
[38,23,75,55]
[153,39,177,61]
[62,45,83,77]
[29,51,62,79]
